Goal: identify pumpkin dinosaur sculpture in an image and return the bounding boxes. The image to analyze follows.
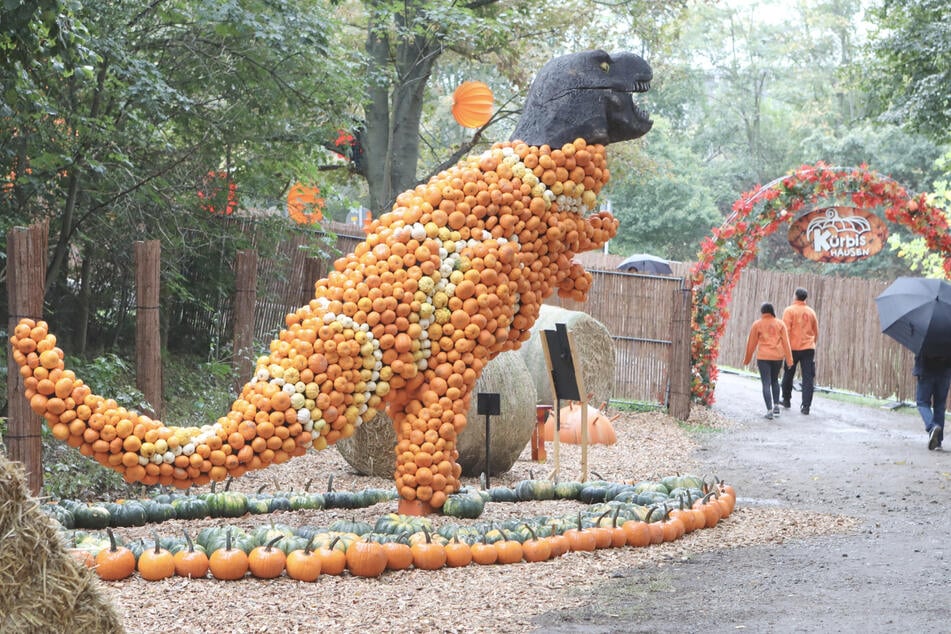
[9,50,652,513]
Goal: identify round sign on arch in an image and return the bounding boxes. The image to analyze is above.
[688,162,951,406]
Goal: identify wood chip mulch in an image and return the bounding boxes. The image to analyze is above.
[96,406,859,634]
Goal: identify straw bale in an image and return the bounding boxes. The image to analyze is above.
[0,456,124,634]
[455,350,537,476]
[520,304,615,406]
[336,351,537,478]
[334,411,397,478]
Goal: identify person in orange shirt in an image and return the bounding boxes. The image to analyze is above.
[780,288,820,415]
[744,302,794,420]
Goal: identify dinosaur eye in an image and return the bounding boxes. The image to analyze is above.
[600,61,610,73]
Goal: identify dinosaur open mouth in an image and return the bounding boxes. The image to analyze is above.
[627,80,653,126]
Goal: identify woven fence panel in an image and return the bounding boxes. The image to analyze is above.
[545,270,684,403]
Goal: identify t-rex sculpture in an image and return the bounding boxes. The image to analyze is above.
[9,49,652,513]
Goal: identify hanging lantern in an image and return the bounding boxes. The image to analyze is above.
[451,81,494,129]
[287,182,324,225]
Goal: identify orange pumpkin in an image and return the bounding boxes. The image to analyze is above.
[451,81,493,128]
[543,401,618,445]
[285,537,322,581]
[95,528,136,581]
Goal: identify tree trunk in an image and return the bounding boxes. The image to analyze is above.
[363,3,442,213]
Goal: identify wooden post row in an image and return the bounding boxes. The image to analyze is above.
[6,222,48,494]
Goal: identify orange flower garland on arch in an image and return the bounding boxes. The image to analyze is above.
[690,162,951,406]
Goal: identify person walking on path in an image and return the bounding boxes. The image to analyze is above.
[780,287,819,415]
[744,302,794,420]
[913,353,951,450]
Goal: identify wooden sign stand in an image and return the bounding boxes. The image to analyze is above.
[540,323,589,482]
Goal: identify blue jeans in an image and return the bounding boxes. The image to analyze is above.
[916,369,951,440]
[757,359,784,410]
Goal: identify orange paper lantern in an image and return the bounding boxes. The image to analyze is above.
[451,81,494,129]
[287,182,324,224]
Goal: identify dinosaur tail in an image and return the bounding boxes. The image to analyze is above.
[8,315,382,489]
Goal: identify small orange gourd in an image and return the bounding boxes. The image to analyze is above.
[469,537,498,566]
[317,536,347,576]
[410,529,446,570]
[494,538,523,565]
[285,537,322,582]
[381,534,414,571]
[138,531,176,581]
[249,536,286,579]
[209,528,249,580]
[444,538,473,568]
[173,529,209,579]
[563,513,597,552]
[520,525,552,563]
[345,538,388,578]
[95,528,136,581]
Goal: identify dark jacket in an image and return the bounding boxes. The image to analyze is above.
[913,354,951,377]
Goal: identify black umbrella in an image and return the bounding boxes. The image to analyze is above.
[875,277,951,356]
[617,253,672,274]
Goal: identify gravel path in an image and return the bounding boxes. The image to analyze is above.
[532,371,950,633]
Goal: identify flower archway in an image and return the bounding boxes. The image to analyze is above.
[689,162,951,406]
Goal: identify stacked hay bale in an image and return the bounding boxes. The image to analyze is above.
[518,304,615,406]
[337,350,537,477]
[0,456,125,634]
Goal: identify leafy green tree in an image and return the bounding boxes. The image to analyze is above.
[605,118,721,261]
[863,0,951,143]
[1,0,356,352]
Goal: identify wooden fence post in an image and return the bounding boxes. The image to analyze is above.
[135,240,162,418]
[233,249,258,392]
[667,286,693,421]
[301,255,326,306]
[6,222,48,494]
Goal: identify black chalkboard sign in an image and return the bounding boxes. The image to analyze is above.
[477,392,500,416]
[543,323,581,401]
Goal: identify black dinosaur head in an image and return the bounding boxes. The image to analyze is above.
[510,50,653,148]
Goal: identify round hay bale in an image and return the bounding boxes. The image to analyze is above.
[518,304,615,406]
[456,350,537,476]
[336,411,397,478]
[0,456,125,633]
[337,351,537,478]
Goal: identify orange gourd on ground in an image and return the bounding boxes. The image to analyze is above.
[95,528,136,581]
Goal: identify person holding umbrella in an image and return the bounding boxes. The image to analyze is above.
[875,277,951,450]
[744,302,794,420]
[914,353,951,450]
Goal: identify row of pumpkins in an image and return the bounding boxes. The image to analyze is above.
[42,472,715,529]
[41,476,395,529]
[66,477,736,581]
